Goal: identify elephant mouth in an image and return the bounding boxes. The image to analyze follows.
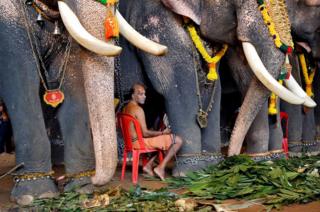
[57,1,167,56]
[305,0,320,6]
[242,42,316,108]
[32,0,60,20]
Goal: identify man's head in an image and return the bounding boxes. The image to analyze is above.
[130,83,146,105]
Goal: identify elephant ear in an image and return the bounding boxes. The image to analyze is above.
[304,0,320,6]
[161,0,201,25]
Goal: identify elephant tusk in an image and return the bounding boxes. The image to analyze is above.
[58,1,122,56]
[305,0,320,6]
[242,42,304,105]
[116,10,168,56]
[284,75,317,108]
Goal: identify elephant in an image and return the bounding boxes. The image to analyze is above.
[162,0,320,157]
[0,0,166,204]
[119,0,320,176]
[280,49,319,156]
[278,0,320,156]
[225,0,320,158]
[119,0,224,175]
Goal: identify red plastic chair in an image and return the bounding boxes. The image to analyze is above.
[280,112,289,158]
[117,113,164,184]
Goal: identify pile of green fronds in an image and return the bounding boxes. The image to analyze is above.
[167,155,320,209]
[30,186,178,211]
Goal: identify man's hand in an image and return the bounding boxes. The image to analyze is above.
[162,128,171,134]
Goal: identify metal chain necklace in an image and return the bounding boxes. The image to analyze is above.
[195,67,217,128]
[20,0,71,107]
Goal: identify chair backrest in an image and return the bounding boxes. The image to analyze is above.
[117,113,146,150]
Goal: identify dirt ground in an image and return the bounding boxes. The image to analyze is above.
[1,153,320,211]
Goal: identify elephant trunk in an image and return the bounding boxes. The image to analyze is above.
[83,58,118,186]
[62,0,118,185]
[228,78,270,156]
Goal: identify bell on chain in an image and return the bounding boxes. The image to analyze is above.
[53,21,61,36]
[36,13,45,27]
[25,0,33,6]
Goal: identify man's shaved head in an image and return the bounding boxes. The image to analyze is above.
[130,83,147,104]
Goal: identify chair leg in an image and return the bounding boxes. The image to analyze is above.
[282,138,289,158]
[132,151,140,184]
[121,151,127,181]
[158,150,164,163]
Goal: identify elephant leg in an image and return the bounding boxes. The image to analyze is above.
[201,79,223,166]
[57,46,95,193]
[268,107,284,158]
[0,22,58,204]
[245,102,269,156]
[302,109,318,154]
[165,91,202,176]
[313,64,320,151]
[281,102,303,157]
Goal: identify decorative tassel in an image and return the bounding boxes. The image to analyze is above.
[207,63,218,81]
[284,54,292,79]
[104,10,119,41]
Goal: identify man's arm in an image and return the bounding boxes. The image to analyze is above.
[135,107,163,138]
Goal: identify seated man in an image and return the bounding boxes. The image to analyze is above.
[122,83,183,180]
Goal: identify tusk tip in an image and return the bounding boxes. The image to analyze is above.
[99,46,122,56]
[303,96,317,108]
[112,47,123,56]
[156,46,168,56]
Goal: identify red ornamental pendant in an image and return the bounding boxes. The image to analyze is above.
[43,90,64,107]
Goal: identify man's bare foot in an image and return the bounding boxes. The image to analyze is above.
[143,166,155,177]
[153,166,165,181]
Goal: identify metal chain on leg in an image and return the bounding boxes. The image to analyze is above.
[114,38,124,111]
[114,2,125,113]
[114,1,125,160]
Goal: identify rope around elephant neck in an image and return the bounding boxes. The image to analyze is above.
[20,0,71,92]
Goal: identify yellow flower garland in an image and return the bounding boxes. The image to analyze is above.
[268,79,283,115]
[299,54,315,97]
[187,24,228,81]
[257,0,294,53]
